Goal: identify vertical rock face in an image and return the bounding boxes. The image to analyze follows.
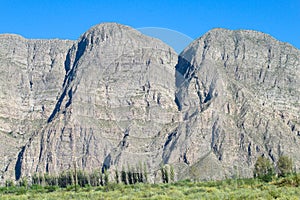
[16,23,178,182]
[0,34,73,181]
[0,24,300,183]
[168,29,300,180]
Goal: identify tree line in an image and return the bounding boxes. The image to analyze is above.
[3,155,296,188]
[254,155,294,182]
[5,163,176,189]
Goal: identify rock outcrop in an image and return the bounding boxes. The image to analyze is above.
[171,29,300,180]
[0,23,299,184]
[0,34,73,182]
[5,23,179,183]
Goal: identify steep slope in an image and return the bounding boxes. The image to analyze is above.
[16,23,178,182]
[0,34,73,182]
[165,28,300,180]
[1,24,300,183]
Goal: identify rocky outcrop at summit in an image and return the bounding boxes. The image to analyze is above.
[0,23,300,184]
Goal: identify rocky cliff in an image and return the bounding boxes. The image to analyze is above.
[0,34,73,182]
[0,23,299,184]
[170,29,300,180]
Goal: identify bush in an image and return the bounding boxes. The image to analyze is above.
[121,168,127,185]
[44,173,58,186]
[90,170,101,186]
[19,177,28,188]
[5,179,14,187]
[104,169,109,186]
[77,170,90,187]
[32,173,39,185]
[170,165,175,182]
[277,156,293,177]
[45,185,59,193]
[161,165,169,183]
[254,156,275,182]
[58,171,68,188]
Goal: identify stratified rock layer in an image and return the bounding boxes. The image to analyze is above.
[0,34,73,182]
[171,29,300,180]
[0,24,299,184]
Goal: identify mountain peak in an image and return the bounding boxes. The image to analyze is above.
[0,23,299,184]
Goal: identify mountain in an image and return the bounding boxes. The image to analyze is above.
[171,28,300,180]
[0,34,73,182]
[0,23,299,184]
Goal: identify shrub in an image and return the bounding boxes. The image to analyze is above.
[19,177,28,188]
[90,170,100,186]
[170,165,175,182]
[104,169,109,186]
[5,179,14,187]
[254,156,275,182]
[115,169,119,184]
[77,170,90,187]
[44,173,58,186]
[143,163,148,183]
[161,164,169,183]
[58,171,68,188]
[277,156,293,177]
[45,185,59,193]
[121,167,127,185]
[32,173,39,185]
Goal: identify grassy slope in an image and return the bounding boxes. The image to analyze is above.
[1,175,300,200]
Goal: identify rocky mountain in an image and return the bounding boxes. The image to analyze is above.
[0,34,73,182]
[172,29,300,180]
[0,23,299,184]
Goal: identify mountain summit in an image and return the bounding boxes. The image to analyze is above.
[0,23,299,183]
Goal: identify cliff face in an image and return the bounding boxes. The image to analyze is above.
[0,23,300,183]
[11,23,179,182]
[0,34,73,181]
[171,29,300,180]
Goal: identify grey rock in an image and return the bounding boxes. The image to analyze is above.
[0,24,300,184]
[169,28,300,180]
[0,34,73,182]
[13,23,178,183]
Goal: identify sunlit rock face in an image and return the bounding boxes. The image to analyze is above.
[0,24,300,184]
[170,28,300,180]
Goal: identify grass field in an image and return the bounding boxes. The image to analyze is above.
[1,175,300,199]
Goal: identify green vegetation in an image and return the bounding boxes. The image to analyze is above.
[253,156,275,182]
[277,155,293,177]
[1,175,300,199]
[1,156,298,199]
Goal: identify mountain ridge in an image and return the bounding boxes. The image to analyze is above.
[0,23,299,184]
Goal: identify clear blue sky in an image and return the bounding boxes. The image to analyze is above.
[1,0,299,51]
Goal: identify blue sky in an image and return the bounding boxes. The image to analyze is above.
[1,0,299,51]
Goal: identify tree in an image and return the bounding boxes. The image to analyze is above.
[277,156,293,177]
[170,165,175,182]
[32,173,39,185]
[19,177,28,188]
[90,170,100,186]
[77,170,89,187]
[104,169,109,186]
[127,165,133,184]
[58,171,68,188]
[115,169,119,184]
[161,164,169,183]
[121,166,127,185]
[39,172,45,186]
[143,163,148,183]
[137,163,143,183]
[5,179,14,187]
[254,156,274,182]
